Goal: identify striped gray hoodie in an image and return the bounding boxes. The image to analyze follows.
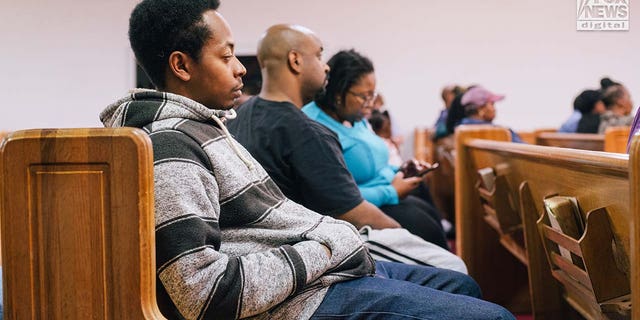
[100,90,375,320]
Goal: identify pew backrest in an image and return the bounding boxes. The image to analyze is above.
[535,132,605,151]
[517,128,556,145]
[0,128,164,319]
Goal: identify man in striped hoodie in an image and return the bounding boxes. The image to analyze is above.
[101,0,515,319]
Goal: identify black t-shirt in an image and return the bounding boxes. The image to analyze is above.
[227,96,363,216]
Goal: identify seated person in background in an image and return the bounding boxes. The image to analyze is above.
[372,93,405,149]
[558,103,583,133]
[445,88,470,136]
[433,85,465,140]
[103,3,515,319]
[451,86,523,143]
[598,80,634,133]
[303,49,449,249]
[575,89,606,134]
[368,105,403,167]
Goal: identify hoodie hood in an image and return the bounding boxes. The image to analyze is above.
[100,89,236,129]
[101,89,252,169]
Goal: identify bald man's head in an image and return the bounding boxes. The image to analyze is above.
[257,24,329,106]
[257,24,320,70]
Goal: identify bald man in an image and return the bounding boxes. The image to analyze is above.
[228,24,400,229]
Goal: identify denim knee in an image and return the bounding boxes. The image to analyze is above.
[438,268,483,298]
[482,303,516,320]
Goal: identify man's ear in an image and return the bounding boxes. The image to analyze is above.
[168,51,192,82]
[287,50,302,74]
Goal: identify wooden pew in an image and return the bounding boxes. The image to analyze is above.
[517,128,556,145]
[456,125,631,319]
[604,126,631,153]
[0,128,164,319]
[0,130,6,266]
[628,135,640,320]
[535,132,605,151]
[534,128,630,153]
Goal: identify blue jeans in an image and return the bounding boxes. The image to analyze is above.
[311,261,514,320]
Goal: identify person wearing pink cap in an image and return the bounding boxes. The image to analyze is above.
[457,86,523,143]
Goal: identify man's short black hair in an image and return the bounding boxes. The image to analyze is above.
[315,49,374,112]
[129,0,221,89]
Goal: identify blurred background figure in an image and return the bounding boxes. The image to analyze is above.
[433,85,465,140]
[369,108,403,167]
[369,93,404,167]
[598,77,634,133]
[449,86,523,143]
[558,101,583,133]
[575,89,606,134]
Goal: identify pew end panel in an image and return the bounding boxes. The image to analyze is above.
[0,130,8,266]
[628,135,640,320]
[604,126,631,153]
[0,128,164,319]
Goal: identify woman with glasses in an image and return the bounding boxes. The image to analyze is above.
[303,49,448,249]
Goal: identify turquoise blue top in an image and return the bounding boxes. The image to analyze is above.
[302,101,399,207]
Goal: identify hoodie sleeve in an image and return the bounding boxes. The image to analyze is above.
[151,132,333,320]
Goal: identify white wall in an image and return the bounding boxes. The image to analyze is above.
[0,0,138,130]
[2,0,638,147]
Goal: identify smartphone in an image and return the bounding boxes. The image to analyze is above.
[416,162,440,177]
[400,160,440,178]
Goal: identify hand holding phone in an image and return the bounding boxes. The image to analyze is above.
[399,159,440,178]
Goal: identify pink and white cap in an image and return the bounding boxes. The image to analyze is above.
[461,86,505,107]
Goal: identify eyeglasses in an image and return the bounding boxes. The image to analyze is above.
[348,91,378,105]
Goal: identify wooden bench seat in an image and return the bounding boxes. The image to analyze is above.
[0,128,164,319]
